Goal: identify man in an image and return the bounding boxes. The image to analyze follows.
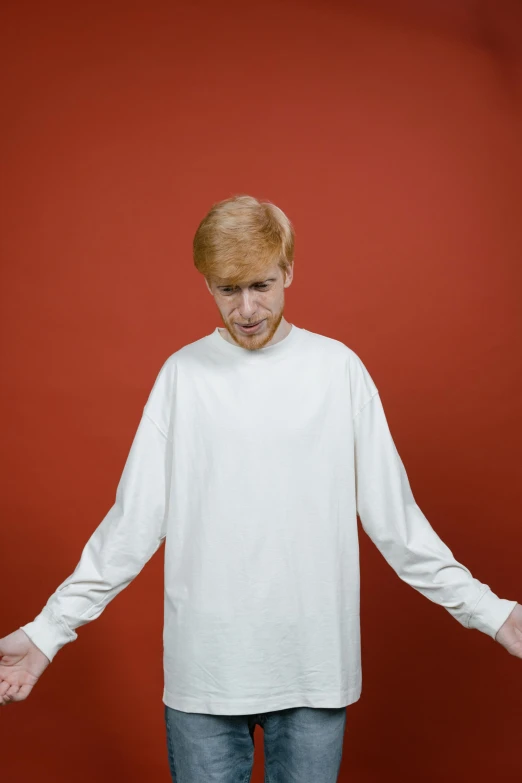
[1,194,520,783]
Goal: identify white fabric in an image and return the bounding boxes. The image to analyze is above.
[20,324,517,715]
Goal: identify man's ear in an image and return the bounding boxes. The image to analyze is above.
[283,263,294,288]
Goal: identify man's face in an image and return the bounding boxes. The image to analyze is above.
[205,261,294,351]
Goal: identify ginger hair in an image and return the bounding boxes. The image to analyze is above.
[193,194,294,286]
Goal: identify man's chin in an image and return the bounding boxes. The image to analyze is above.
[227,320,274,348]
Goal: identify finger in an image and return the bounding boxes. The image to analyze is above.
[1,684,23,705]
[0,681,12,698]
[4,688,20,706]
[12,682,33,701]
[4,684,20,700]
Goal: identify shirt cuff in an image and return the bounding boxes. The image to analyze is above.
[467,589,518,639]
[19,607,77,662]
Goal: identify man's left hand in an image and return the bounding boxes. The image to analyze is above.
[495,603,522,658]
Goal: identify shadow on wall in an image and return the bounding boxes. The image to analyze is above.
[318,0,522,96]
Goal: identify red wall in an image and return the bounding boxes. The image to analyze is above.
[2,1,521,781]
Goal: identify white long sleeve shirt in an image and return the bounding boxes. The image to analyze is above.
[20,324,517,715]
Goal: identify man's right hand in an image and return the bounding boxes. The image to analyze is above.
[0,629,50,705]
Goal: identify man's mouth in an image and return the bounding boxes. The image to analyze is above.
[237,320,264,332]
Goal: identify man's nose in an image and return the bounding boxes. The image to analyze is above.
[238,293,258,314]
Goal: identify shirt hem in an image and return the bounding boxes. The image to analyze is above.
[161,687,362,715]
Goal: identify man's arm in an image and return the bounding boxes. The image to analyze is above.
[19,406,170,663]
[353,389,518,640]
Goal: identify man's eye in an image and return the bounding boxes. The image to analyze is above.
[222,284,268,293]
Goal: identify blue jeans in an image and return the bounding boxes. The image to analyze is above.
[164,703,347,782]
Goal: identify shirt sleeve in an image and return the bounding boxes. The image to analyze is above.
[353,389,517,640]
[19,386,172,663]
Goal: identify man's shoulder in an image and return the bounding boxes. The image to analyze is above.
[159,332,214,368]
[299,326,363,364]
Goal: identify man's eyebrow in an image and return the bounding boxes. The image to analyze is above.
[217,278,277,288]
